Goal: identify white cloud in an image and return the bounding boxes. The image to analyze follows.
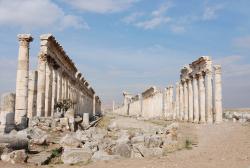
[64,0,139,13]
[122,12,144,24]
[60,15,89,30]
[135,16,171,29]
[202,4,224,21]
[0,0,88,30]
[151,1,173,17]
[124,1,173,30]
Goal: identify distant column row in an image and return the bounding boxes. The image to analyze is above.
[173,57,222,123]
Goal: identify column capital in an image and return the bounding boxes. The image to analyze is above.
[38,53,48,62]
[213,65,222,74]
[17,34,33,46]
[205,69,213,75]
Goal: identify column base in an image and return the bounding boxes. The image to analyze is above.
[15,117,29,130]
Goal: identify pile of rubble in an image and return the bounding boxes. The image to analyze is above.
[0,118,179,165]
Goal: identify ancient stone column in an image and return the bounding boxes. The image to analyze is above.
[179,83,184,121]
[93,94,96,117]
[198,74,206,123]
[45,62,52,117]
[188,79,194,122]
[51,67,58,117]
[65,79,69,99]
[112,100,115,112]
[62,74,65,99]
[83,113,89,127]
[214,65,223,123]
[164,87,169,119]
[27,71,38,118]
[205,70,213,123]
[68,82,71,99]
[193,76,199,123]
[57,70,62,102]
[175,82,180,120]
[0,93,16,133]
[169,86,174,120]
[37,54,47,117]
[183,81,188,121]
[15,34,33,128]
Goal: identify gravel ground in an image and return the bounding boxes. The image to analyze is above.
[1,117,250,168]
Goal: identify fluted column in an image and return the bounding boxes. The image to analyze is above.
[51,67,58,116]
[45,62,52,117]
[93,94,96,117]
[175,83,180,120]
[205,70,213,123]
[62,76,66,99]
[188,79,193,122]
[65,79,69,99]
[164,87,168,118]
[37,54,46,117]
[15,34,33,128]
[112,100,115,112]
[179,83,184,121]
[214,65,223,123]
[193,76,199,123]
[183,81,188,121]
[169,86,174,120]
[165,87,169,119]
[57,70,62,101]
[27,71,38,118]
[198,74,206,123]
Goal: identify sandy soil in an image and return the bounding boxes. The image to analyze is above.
[1,120,250,168]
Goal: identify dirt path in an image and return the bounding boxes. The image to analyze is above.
[1,121,250,168]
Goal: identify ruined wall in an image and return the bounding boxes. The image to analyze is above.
[142,92,163,118]
[114,87,164,119]
[129,95,141,117]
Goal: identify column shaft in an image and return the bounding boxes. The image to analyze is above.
[37,56,46,117]
[27,71,38,118]
[193,77,199,123]
[214,65,223,123]
[188,79,194,122]
[184,81,188,121]
[205,71,213,123]
[175,83,180,120]
[51,68,58,116]
[169,86,174,120]
[93,95,96,117]
[179,83,184,120]
[15,34,33,128]
[57,70,62,102]
[199,75,206,123]
[45,62,52,117]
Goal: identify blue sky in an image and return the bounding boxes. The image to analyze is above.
[0,0,250,108]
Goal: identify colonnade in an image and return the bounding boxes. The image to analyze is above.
[114,56,222,124]
[174,56,222,123]
[13,34,101,129]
